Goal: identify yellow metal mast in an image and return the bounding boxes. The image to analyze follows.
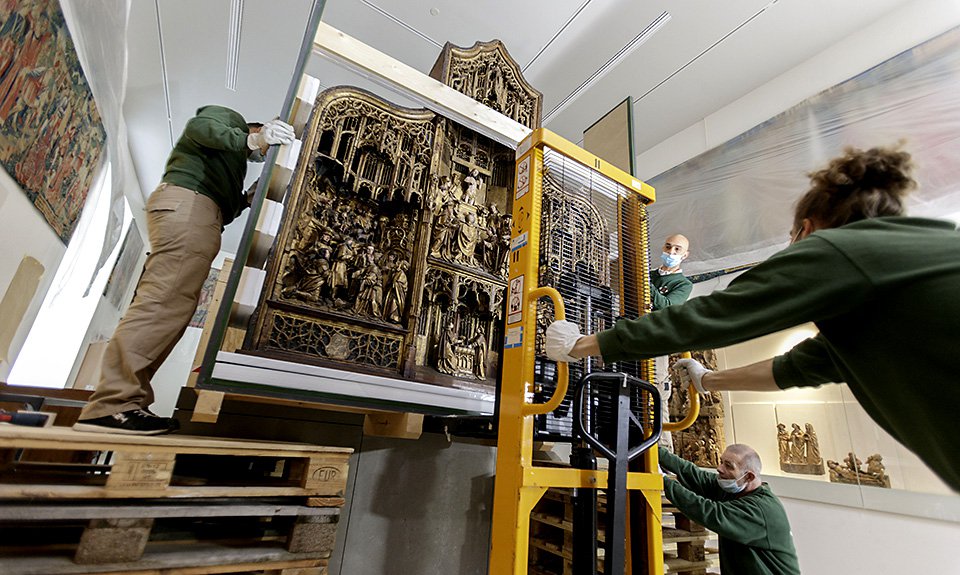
[489,129,674,575]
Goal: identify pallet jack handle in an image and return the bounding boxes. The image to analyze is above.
[521,287,569,416]
[662,351,701,432]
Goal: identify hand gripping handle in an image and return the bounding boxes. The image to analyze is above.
[521,286,569,416]
[662,351,701,432]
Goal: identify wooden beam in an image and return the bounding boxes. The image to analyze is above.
[363,412,423,440]
[191,389,225,423]
[313,21,532,149]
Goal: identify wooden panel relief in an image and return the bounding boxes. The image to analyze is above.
[246,41,540,392]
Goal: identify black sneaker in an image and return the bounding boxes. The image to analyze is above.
[73,409,179,436]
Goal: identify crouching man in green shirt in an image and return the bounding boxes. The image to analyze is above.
[660,444,801,575]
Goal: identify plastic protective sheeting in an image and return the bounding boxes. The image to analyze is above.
[647,25,960,276]
[59,0,132,288]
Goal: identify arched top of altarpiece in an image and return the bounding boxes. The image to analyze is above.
[429,39,543,130]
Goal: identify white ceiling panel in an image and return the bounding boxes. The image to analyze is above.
[114,0,926,257]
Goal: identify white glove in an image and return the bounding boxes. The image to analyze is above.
[674,358,710,394]
[545,320,582,363]
[247,119,295,150]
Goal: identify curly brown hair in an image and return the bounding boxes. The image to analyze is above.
[793,144,917,232]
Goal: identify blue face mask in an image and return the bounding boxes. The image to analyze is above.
[661,252,683,268]
[717,472,748,493]
[248,148,265,163]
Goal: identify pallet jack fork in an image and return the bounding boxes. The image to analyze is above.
[488,130,700,574]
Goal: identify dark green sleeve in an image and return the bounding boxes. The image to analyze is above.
[184,110,248,152]
[650,278,693,309]
[773,333,843,389]
[597,237,872,362]
[659,447,719,496]
[663,480,768,545]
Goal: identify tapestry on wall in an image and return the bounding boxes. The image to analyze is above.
[0,0,106,243]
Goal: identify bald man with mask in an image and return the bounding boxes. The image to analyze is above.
[659,444,801,574]
[650,234,693,310]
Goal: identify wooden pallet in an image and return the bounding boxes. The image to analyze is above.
[0,542,329,575]
[528,487,720,574]
[0,426,352,570]
[0,426,352,499]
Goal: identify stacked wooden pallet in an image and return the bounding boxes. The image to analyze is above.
[528,488,719,574]
[0,426,352,575]
[661,500,719,574]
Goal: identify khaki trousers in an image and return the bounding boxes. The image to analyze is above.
[79,185,222,419]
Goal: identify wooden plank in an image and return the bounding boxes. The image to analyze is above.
[312,22,531,149]
[0,484,348,500]
[0,543,328,575]
[0,504,339,521]
[0,426,353,457]
[306,497,345,508]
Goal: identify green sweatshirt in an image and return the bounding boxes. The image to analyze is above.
[659,447,801,575]
[598,217,960,491]
[650,268,693,310]
[161,105,251,225]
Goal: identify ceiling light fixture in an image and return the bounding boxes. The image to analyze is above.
[542,11,671,125]
[225,0,243,91]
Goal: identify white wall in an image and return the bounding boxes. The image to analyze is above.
[0,169,66,381]
[635,0,960,179]
[782,496,960,575]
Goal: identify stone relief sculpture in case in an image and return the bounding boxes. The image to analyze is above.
[245,40,541,392]
[777,422,825,475]
[827,452,891,488]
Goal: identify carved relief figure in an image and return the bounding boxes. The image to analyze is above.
[455,211,481,266]
[804,423,821,463]
[430,203,456,259]
[436,322,459,375]
[330,237,356,299]
[790,423,805,462]
[354,262,383,318]
[463,168,481,204]
[777,423,790,463]
[468,330,487,380]
[382,259,409,324]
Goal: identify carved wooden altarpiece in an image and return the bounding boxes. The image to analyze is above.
[668,350,727,467]
[245,41,541,392]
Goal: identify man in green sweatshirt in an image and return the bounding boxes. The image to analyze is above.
[660,444,801,574]
[74,105,294,435]
[650,233,693,310]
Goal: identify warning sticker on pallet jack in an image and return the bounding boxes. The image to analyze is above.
[507,275,524,324]
[504,326,523,349]
[515,156,530,200]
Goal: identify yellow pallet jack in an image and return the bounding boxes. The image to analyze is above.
[488,129,699,574]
